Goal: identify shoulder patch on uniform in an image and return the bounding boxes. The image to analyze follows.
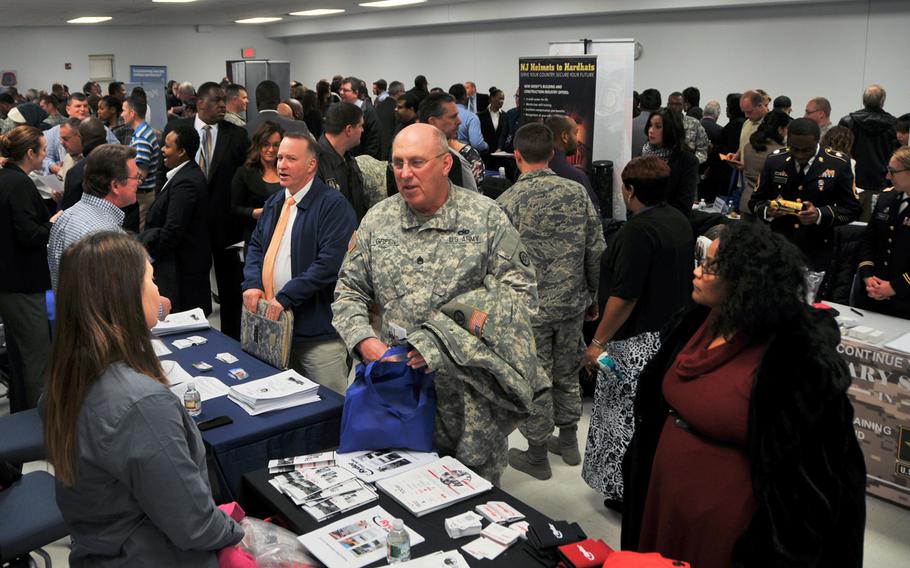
[347,231,357,253]
[496,229,521,261]
[824,148,848,162]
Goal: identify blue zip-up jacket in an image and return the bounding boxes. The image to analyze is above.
[243,177,357,342]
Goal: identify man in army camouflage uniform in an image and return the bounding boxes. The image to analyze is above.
[497,123,606,480]
[332,123,538,484]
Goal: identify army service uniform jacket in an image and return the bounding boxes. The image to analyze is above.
[857,189,910,318]
[750,146,861,271]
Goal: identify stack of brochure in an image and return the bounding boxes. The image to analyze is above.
[228,370,320,415]
[375,456,493,517]
[269,452,337,474]
[269,465,378,522]
[151,308,210,336]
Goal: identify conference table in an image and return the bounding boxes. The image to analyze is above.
[240,467,561,567]
[158,328,344,502]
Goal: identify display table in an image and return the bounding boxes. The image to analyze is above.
[159,329,344,501]
[828,302,910,508]
[240,467,558,567]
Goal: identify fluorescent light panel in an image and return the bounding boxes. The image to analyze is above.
[289,8,346,16]
[67,16,112,24]
[152,0,198,3]
[235,17,283,24]
[360,0,427,7]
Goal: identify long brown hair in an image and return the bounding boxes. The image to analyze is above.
[244,121,284,171]
[45,232,166,486]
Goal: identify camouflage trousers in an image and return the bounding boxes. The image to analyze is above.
[519,313,586,445]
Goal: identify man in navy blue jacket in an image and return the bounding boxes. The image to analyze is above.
[242,133,357,393]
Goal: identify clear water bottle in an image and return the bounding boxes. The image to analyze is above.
[498,166,506,178]
[184,382,202,417]
[386,518,410,564]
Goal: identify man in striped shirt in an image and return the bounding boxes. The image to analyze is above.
[122,95,159,230]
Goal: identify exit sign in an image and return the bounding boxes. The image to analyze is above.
[241,47,255,58]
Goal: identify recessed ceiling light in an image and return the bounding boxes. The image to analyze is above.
[67,16,112,24]
[360,0,427,7]
[152,0,198,3]
[235,17,283,24]
[289,8,346,16]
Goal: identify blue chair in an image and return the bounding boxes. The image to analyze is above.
[0,408,46,464]
[0,408,66,566]
[0,471,67,567]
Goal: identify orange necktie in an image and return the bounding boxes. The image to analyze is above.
[262,197,296,300]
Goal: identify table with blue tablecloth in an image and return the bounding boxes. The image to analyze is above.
[158,328,344,502]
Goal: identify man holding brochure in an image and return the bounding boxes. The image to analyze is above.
[242,133,357,394]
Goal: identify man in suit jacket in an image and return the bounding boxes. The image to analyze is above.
[374,91,397,161]
[245,80,311,140]
[242,134,357,394]
[340,76,382,159]
[465,82,489,114]
[160,82,250,338]
[141,124,212,314]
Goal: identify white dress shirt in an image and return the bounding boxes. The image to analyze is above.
[161,160,190,192]
[272,179,314,294]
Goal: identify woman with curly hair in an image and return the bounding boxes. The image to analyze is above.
[621,221,866,568]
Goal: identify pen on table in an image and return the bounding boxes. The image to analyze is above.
[850,308,863,317]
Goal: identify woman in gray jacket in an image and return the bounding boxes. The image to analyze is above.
[43,231,243,567]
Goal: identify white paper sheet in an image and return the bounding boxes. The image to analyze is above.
[161,359,193,386]
[884,332,910,354]
[151,339,172,357]
[169,376,230,402]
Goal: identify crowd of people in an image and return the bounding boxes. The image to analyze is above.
[0,72,906,567]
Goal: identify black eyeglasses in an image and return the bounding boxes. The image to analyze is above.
[698,257,720,276]
[125,174,146,184]
[888,166,908,175]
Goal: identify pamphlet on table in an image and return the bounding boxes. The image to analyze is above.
[375,456,493,517]
[269,451,337,474]
[297,505,424,568]
[335,449,439,483]
[151,307,210,336]
[228,369,320,415]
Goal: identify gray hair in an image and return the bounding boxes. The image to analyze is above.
[388,81,405,97]
[862,84,886,110]
[703,100,721,119]
[178,82,195,97]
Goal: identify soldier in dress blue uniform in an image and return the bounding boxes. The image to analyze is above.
[749,118,861,271]
[856,147,910,319]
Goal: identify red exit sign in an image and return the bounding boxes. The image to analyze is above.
[241,47,256,58]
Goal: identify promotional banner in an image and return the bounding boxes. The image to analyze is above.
[125,82,167,132]
[549,40,635,219]
[839,337,910,508]
[518,56,597,173]
[130,65,168,84]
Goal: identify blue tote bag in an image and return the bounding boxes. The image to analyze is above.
[338,345,437,453]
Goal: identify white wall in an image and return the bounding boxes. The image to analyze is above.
[283,0,910,123]
[0,25,290,92]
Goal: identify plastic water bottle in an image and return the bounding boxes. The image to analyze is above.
[697,198,706,210]
[184,382,202,417]
[386,518,411,564]
[498,166,506,178]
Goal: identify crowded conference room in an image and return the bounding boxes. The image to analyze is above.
[1,0,909,566]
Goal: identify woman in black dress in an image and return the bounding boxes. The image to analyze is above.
[230,122,284,245]
[642,108,699,217]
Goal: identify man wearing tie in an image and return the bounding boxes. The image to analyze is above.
[749,118,860,272]
[242,134,357,393]
[160,82,250,339]
[465,82,489,114]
